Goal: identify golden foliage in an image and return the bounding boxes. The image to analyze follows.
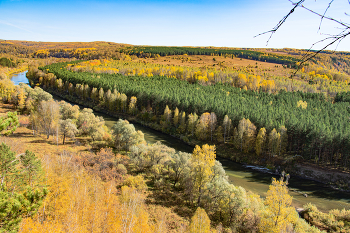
[122,174,148,193]
[19,151,152,233]
[191,144,216,206]
[297,100,308,109]
[188,207,211,233]
[259,177,298,233]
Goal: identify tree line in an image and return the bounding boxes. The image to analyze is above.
[120,46,299,68]
[66,58,350,98]
[0,76,319,232]
[0,74,340,232]
[67,59,277,92]
[26,62,350,171]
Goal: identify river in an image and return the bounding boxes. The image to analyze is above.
[11,71,350,212]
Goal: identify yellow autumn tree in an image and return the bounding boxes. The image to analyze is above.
[17,86,26,111]
[161,105,172,130]
[242,119,256,153]
[255,128,267,156]
[119,186,152,233]
[191,144,216,207]
[120,93,127,112]
[129,96,137,115]
[269,128,281,156]
[177,111,186,134]
[0,79,15,102]
[188,207,211,233]
[236,73,247,88]
[259,176,298,233]
[297,100,307,109]
[235,118,257,153]
[173,107,179,127]
[187,112,198,136]
[195,112,211,140]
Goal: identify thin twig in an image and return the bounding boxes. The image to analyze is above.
[290,31,350,80]
[254,0,305,45]
[300,4,350,28]
[256,0,350,91]
[319,0,335,31]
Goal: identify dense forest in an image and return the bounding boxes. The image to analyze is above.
[2,40,350,232]
[0,73,327,232]
[27,61,350,172]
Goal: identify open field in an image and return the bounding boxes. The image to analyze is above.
[139,54,294,77]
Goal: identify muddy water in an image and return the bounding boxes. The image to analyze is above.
[12,71,350,212]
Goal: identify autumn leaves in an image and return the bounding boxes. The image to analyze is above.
[67,59,276,92]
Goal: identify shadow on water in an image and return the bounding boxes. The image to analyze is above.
[83,107,350,211]
[218,157,350,211]
[12,71,350,212]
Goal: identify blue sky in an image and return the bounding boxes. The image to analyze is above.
[1,0,350,51]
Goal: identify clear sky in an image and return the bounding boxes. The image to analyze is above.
[1,0,350,51]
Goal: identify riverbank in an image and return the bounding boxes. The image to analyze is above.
[27,64,350,191]
[46,85,350,193]
[26,82,349,209]
[294,164,350,192]
[0,64,28,79]
[5,70,346,212]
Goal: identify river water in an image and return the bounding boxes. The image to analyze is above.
[11,71,350,212]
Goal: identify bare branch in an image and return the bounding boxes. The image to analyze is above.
[290,30,350,82]
[319,0,335,31]
[300,4,350,28]
[256,0,350,91]
[254,0,305,45]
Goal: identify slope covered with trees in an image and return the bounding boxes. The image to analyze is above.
[0,82,318,232]
[2,67,344,232]
[2,40,350,232]
[27,62,350,172]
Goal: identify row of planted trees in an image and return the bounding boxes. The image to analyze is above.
[161,107,288,158]
[27,65,350,170]
[0,75,111,146]
[0,76,343,232]
[64,58,350,98]
[28,67,289,158]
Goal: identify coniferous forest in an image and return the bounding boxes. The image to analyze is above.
[1,40,350,232]
[29,60,350,170]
